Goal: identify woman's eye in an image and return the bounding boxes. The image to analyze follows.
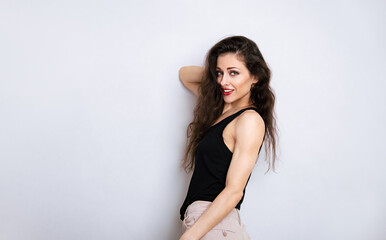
[230,71,239,76]
[216,71,223,76]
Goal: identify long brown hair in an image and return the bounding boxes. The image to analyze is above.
[182,35,279,174]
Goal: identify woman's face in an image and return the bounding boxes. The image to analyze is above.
[216,53,257,107]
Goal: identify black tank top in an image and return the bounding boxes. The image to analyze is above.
[179,107,265,220]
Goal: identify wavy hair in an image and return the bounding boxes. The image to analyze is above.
[182,35,279,174]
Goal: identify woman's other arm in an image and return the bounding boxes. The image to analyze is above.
[179,66,204,97]
[179,111,266,240]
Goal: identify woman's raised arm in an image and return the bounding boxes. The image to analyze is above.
[179,66,204,97]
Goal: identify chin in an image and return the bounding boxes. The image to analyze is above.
[223,99,235,104]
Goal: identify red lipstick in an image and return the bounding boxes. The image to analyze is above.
[222,88,234,95]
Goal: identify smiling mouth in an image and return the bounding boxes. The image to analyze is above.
[223,89,234,95]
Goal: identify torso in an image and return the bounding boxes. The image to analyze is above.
[179,106,264,220]
[222,120,236,153]
[211,105,255,153]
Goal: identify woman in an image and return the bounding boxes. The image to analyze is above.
[179,35,278,240]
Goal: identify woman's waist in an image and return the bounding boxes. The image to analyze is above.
[184,200,241,222]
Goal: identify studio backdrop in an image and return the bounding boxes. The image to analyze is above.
[0,0,385,239]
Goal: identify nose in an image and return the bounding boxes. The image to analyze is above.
[220,73,230,86]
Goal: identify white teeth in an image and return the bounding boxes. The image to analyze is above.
[224,89,233,92]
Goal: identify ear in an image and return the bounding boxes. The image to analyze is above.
[252,75,259,84]
[250,77,259,90]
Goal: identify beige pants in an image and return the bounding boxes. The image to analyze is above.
[182,200,251,240]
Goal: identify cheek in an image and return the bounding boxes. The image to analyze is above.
[236,78,251,91]
[217,76,222,84]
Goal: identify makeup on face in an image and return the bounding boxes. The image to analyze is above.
[216,53,255,102]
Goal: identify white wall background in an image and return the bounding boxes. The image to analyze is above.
[1,0,385,239]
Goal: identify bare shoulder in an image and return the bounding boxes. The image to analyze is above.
[233,109,265,140]
[236,109,265,129]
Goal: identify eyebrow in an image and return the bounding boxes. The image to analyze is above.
[216,67,240,70]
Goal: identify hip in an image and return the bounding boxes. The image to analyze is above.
[182,200,250,240]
